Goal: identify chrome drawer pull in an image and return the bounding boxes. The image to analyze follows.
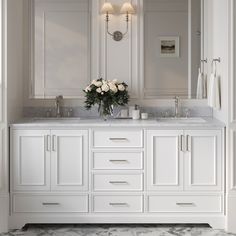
[109,160,128,163]
[109,138,128,141]
[45,135,51,152]
[176,203,195,206]
[109,181,128,185]
[109,203,128,206]
[180,135,184,152]
[186,135,191,152]
[42,203,60,206]
[52,135,57,152]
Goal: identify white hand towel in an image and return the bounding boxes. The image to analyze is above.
[208,73,221,110]
[196,68,204,99]
[203,74,207,99]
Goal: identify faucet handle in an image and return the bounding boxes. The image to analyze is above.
[66,108,73,117]
[56,95,63,101]
[184,108,191,118]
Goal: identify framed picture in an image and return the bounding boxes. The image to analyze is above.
[159,37,180,58]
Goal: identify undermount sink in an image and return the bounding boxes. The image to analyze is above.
[156,117,206,123]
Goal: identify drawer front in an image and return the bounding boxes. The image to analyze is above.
[13,194,88,213]
[93,130,143,148]
[93,195,143,213]
[148,195,222,213]
[92,152,143,170]
[93,174,143,191]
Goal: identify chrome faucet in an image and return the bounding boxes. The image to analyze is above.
[55,95,63,118]
[174,96,180,117]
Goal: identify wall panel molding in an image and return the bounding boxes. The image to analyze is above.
[230,129,236,190]
[230,0,236,123]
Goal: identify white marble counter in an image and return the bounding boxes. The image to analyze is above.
[10,117,225,129]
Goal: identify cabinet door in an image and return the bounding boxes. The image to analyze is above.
[51,130,88,191]
[12,129,51,191]
[147,130,184,191]
[184,130,222,191]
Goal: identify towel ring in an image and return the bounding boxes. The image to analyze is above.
[211,58,221,75]
[199,59,207,73]
[201,59,208,64]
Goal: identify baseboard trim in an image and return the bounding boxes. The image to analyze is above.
[9,214,225,230]
[0,195,9,233]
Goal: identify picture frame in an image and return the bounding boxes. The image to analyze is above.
[159,36,180,58]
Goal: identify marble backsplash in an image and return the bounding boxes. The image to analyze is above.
[23,106,213,118]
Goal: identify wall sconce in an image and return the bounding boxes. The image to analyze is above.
[101,2,135,41]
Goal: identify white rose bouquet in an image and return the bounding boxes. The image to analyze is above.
[84,78,129,119]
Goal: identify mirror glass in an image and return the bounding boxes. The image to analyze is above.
[143,0,205,99]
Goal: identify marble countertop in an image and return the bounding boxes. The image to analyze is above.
[10,117,225,129]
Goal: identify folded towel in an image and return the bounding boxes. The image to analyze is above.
[196,68,204,99]
[208,73,221,110]
[203,74,207,99]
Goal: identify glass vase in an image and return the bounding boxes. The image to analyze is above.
[99,102,113,120]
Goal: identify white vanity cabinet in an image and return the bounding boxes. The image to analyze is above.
[147,129,222,191]
[10,124,225,229]
[11,129,88,192]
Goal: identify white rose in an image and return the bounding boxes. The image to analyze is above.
[109,83,118,93]
[118,84,125,91]
[101,84,109,92]
[112,79,118,84]
[85,85,91,92]
[94,81,102,87]
[96,88,102,93]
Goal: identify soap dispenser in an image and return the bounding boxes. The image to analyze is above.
[132,104,140,120]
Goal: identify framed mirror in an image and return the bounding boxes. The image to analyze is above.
[142,0,206,99]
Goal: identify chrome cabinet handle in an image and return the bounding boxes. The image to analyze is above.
[109,181,128,185]
[42,203,60,206]
[109,203,128,206]
[180,135,184,152]
[176,203,194,206]
[46,135,51,152]
[109,160,128,163]
[52,135,57,152]
[109,138,128,141]
[186,135,190,152]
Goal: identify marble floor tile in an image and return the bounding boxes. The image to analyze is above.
[1,224,236,236]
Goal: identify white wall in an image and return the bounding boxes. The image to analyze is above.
[0,0,9,233]
[227,0,236,233]
[7,0,24,122]
[210,0,229,123]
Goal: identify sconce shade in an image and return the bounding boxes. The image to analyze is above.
[101,2,115,14]
[120,2,135,14]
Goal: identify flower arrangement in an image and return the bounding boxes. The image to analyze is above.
[84,78,129,119]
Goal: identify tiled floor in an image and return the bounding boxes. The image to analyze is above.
[1,224,236,236]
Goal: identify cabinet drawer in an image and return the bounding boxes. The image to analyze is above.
[92,152,143,170]
[13,194,88,213]
[93,174,143,191]
[92,130,143,148]
[93,195,143,213]
[148,195,222,213]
